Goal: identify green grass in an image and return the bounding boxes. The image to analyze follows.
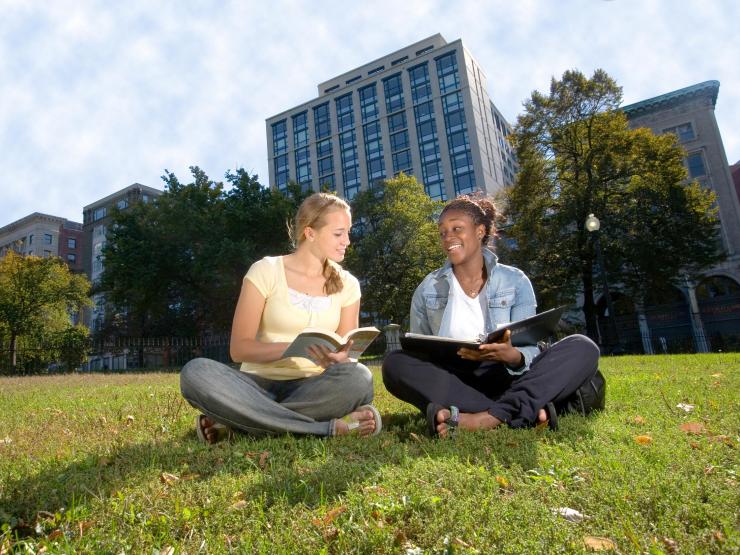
[0,354,738,554]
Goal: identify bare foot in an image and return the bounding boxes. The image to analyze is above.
[538,408,547,424]
[334,408,378,436]
[199,415,227,444]
[435,408,502,438]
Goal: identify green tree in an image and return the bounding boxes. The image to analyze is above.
[0,251,91,373]
[500,69,723,341]
[99,167,309,338]
[346,174,446,327]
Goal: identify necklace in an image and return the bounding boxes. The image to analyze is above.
[455,272,486,297]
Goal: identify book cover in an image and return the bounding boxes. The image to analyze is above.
[400,305,566,359]
[281,326,380,361]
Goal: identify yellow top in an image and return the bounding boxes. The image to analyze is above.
[239,256,361,379]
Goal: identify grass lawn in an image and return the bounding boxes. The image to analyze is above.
[0,353,737,554]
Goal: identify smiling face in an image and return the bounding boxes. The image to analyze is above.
[438,209,485,264]
[305,208,352,263]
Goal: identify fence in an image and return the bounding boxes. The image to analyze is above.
[82,335,232,371]
[1,321,736,375]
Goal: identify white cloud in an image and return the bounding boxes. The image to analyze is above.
[1,0,738,227]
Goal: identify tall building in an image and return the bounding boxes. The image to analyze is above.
[617,81,740,352]
[82,183,163,329]
[266,34,517,201]
[0,212,84,273]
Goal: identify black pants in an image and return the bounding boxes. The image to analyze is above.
[382,334,600,428]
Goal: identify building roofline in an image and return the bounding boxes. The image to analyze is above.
[622,80,720,117]
[83,183,162,210]
[266,35,465,123]
[316,33,448,93]
[0,212,79,236]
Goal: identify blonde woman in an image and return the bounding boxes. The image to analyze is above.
[180,193,381,441]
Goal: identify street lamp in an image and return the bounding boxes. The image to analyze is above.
[585,214,620,352]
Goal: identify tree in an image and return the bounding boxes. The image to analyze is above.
[500,69,724,341]
[98,167,309,338]
[0,251,91,372]
[346,174,446,327]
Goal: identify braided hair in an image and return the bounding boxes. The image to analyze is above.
[291,192,351,295]
[439,193,497,245]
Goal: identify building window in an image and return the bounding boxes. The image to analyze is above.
[320,174,335,190]
[28,234,33,245]
[274,153,289,191]
[295,146,312,185]
[388,112,407,132]
[318,157,334,175]
[44,250,52,258]
[292,111,309,148]
[391,131,409,151]
[44,233,53,244]
[117,199,128,210]
[67,238,76,249]
[414,101,435,123]
[345,75,362,85]
[313,103,331,140]
[272,120,288,155]
[416,45,434,56]
[454,171,476,195]
[687,152,706,178]
[335,93,354,132]
[142,194,150,204]
[408,63,432,105]
[435,51,460,95]
[391,55,408,66]
[383,73,405,114]
[93,207,107,221]
[317,138,333,158]
[359,83,379,123]
[339,130,360,200]
[368,65,385,76]
[392,149,412,173]
[663,122,695,142]
[67,253,77,264]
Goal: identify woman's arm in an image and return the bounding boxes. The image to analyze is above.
[229,279,290,363]
[335,299,360,336]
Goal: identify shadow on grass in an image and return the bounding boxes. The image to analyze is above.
[1,405,597,539]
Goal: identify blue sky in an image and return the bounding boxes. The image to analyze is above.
[1,0,738,225]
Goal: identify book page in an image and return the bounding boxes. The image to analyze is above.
[282,327,380,361]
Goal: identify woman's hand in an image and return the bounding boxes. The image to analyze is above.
[306,340,353,368]
[457,330,524,368]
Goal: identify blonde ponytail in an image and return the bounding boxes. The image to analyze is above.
[294,192,351,295]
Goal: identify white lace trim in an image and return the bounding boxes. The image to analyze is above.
[288,288,331,312]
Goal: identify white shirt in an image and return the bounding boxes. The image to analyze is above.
[438,273,486,340]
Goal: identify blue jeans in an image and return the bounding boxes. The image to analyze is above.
[180,358,374,437]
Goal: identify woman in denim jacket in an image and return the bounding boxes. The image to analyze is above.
[382,194,602,437]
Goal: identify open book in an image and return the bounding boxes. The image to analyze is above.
[400,305,567,359]
[281,326,380,361]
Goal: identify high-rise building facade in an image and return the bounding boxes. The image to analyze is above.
[82,183,163,329]
[266,34,516,201]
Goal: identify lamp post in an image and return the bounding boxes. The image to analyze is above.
[585,214,620,352]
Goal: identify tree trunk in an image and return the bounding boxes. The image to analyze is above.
[582,267,599,343]
[10,333,17,374]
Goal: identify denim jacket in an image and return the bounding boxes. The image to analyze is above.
[409,247,540,374]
